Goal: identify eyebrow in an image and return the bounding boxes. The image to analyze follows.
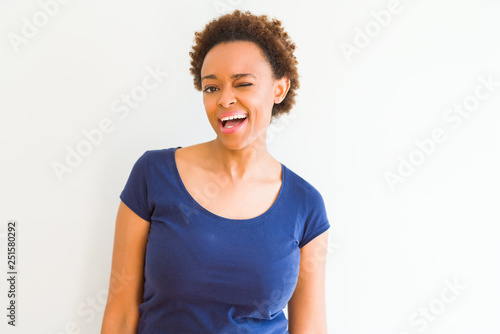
[201,73,257,81]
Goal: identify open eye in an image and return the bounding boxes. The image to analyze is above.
[203,86,217,93]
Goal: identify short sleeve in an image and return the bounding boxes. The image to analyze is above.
[119,151,152,222]
[298,185,331,248]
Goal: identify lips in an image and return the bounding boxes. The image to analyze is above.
[217,111,248,121]
[218,114,248,134]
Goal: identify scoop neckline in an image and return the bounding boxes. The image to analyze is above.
[171,146,286,223]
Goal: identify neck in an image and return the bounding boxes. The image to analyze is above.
[209,136,273,181]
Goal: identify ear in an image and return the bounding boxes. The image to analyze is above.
[273,77,291,104]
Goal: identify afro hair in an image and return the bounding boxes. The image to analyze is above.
[189,10,300,119]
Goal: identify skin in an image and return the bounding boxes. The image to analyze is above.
[101,40,329,333]
[101,202,149,334]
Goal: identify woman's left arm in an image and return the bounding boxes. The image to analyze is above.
[287,230,329,334]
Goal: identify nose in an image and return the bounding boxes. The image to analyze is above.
[217,87,237,108]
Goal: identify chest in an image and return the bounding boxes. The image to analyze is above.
[177,164,282,220]
[145,205,301,316]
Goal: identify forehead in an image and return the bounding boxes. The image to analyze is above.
[201,41,271,78]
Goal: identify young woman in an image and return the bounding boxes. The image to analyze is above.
[101,10,330,334]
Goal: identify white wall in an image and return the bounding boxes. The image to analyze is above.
[1,0,499,333]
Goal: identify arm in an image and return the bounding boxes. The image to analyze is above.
[101,201,151,334]
[288,230,329,334]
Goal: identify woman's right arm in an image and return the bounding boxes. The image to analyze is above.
[101,201,151,334]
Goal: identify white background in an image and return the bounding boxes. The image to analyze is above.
[1,0,499,333]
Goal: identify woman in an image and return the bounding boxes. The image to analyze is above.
[101,10,330,334]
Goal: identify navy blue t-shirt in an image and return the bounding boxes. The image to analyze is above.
[119,147,330,334]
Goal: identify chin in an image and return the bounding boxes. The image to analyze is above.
[220,140,246,151]
[216,136,249,151]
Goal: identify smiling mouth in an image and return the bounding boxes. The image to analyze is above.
[220,114,248,128]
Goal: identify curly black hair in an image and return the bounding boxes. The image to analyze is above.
[189,10,300,119]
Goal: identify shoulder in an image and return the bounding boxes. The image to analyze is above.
[284,165,326,208]
[127,147,180,175]
[138,147,180,162]
[284,165,324,197]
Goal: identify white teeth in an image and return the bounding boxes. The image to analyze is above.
[220,114,248,121]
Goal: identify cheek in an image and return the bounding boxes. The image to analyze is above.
[203,96,217,113]
[247,94,274,116]
[203,99,218,126]
[202,94,213,107]
[244,93,271,111]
